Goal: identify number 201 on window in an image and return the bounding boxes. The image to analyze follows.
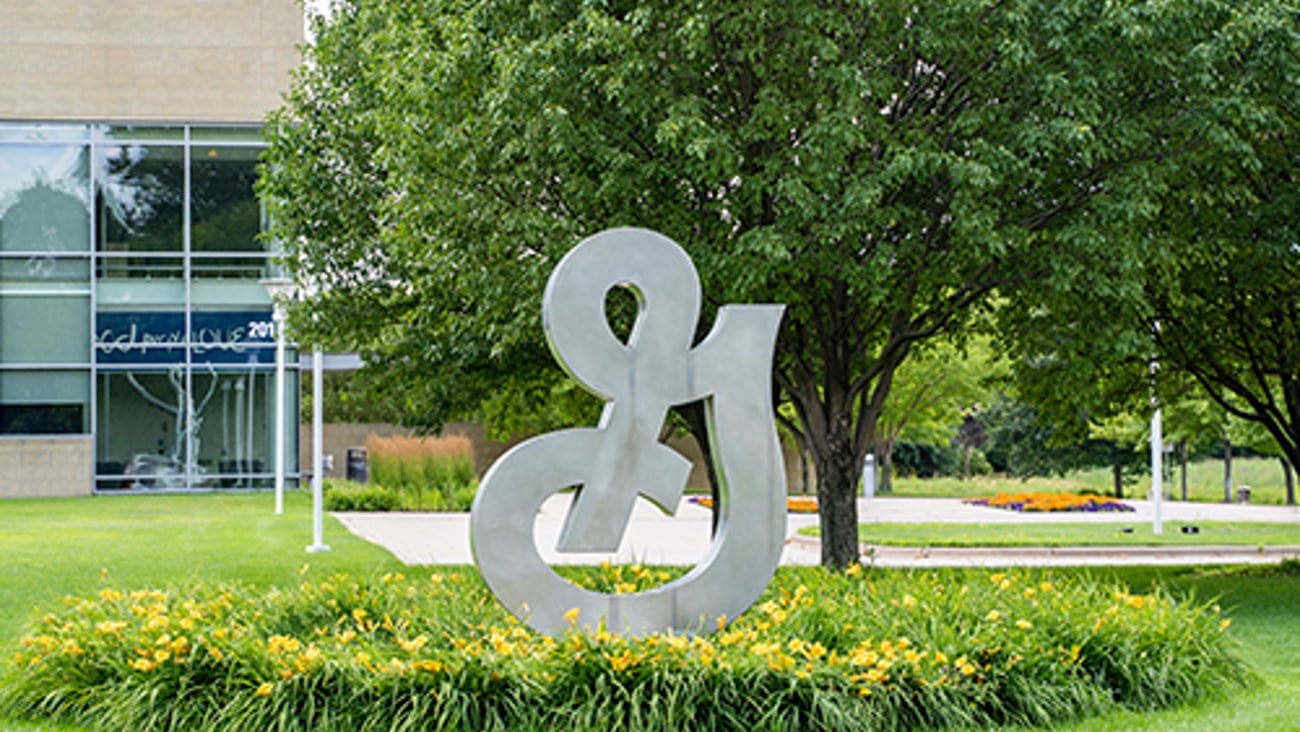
[247,320,275,339]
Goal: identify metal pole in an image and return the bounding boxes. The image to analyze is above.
[273,307,286,515]
[1151,407,1163,535]
[1150,320,1163,535]
[307,346,330,553]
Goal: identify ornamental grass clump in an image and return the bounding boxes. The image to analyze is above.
[1,566,1246,732]
[361,434,477,511]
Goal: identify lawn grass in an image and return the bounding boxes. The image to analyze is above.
[886,457,1296,506]
[992,564,1300,732]
[0,492,402,646]
[2,493,1298,730]
[814,521,1300,548]
[1,492,403,732]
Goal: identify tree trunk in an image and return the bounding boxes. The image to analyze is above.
[961,445,972,480]
[1112,463,1124,499]
[1178,439,1189,501]
[675,401,721,537]
[800,450,813,495]
[812,426,863,569]
[784,423,814,495]
[1282,457,1295,506]
[1222,437,1233,503]
[878,439,895,494]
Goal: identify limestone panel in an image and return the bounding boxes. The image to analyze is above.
[0,437,94,498]
[0,0,302,123]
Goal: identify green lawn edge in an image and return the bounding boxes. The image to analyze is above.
[792,521,1300,548]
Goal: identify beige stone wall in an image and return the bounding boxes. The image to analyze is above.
[299,422,524,481]
[301,422,809,493]
[0,436,93,498]
[0,0,302,123]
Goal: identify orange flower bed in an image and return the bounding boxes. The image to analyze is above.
[965,491,1134,513]
[690,496,819,513]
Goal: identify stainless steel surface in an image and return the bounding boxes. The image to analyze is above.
[471,228,786,634]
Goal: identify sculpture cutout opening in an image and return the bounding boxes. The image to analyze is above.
[470,228,786,634]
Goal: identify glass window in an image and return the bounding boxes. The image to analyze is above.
[0,404,84,434]
[190,127,263,144]
[0,124,90,143]
[0,256,90,283]
[96,367,281,489]
[190,255,271,279]
[94,310,187,365]
[191,146,265,253]
[195,369,275,486]
[0,294,90,364]
[92,125,185,143]
[0,369,89,435]
[95,254,185,280]
[96,369,188,488]
[94,145,183,253]
[1,369,89,402]
[0,144,91,252]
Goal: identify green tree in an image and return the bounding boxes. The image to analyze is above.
[872,335,1003,491]
[262,0,1292,567]
[981,395,1145,496]
[999,0,1299,503]
[1150,1,1299,488]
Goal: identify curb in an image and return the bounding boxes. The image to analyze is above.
[788,534,1300,566]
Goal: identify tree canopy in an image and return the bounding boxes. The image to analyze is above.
[1001,0,1299,495]
[262,0,1297,565]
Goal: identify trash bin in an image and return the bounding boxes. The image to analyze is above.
[1236,485,1251,504]
[346,447,369,483]
[861,454,876,498]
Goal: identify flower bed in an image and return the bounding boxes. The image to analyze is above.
[965,491,1135,513]
[691,495,819,513]
[1,566,1243,731]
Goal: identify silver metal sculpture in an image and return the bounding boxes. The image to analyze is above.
[471,228,786,635]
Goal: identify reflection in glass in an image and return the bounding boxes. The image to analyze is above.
[0,404,83,434]
[94,145,183,253]
[0,145,91,252]
[0,124,90,143]
[190,255,271,279]
[91,125,185,142]
[190,127,263,144]
[96,368,280,489]
[0,295,90,364]
[0,369,89,435]
[95,254,184,280]
[97,369,187,488]
[191,146,264,253]
[0,256,90,283]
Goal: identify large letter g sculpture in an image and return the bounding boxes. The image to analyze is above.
[470,228,786,634]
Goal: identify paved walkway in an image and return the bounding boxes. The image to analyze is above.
[334,496,1300,568]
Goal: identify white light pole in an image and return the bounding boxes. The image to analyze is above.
[307,345,330,553]
[1151,407,1163,535]
[1150,321,1163,535]
[260,277,295,516]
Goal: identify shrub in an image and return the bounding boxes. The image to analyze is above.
[967,449,994,476]
[323,480,403,512]
[362,434,477,511]
[0,566,1247,732]
[894,441,960,478]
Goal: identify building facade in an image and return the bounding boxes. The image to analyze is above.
[0,1,304,496]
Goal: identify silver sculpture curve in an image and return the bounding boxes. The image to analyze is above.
[470,228,786,634]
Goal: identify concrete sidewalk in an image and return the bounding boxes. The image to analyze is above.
[333,496,1300,568]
